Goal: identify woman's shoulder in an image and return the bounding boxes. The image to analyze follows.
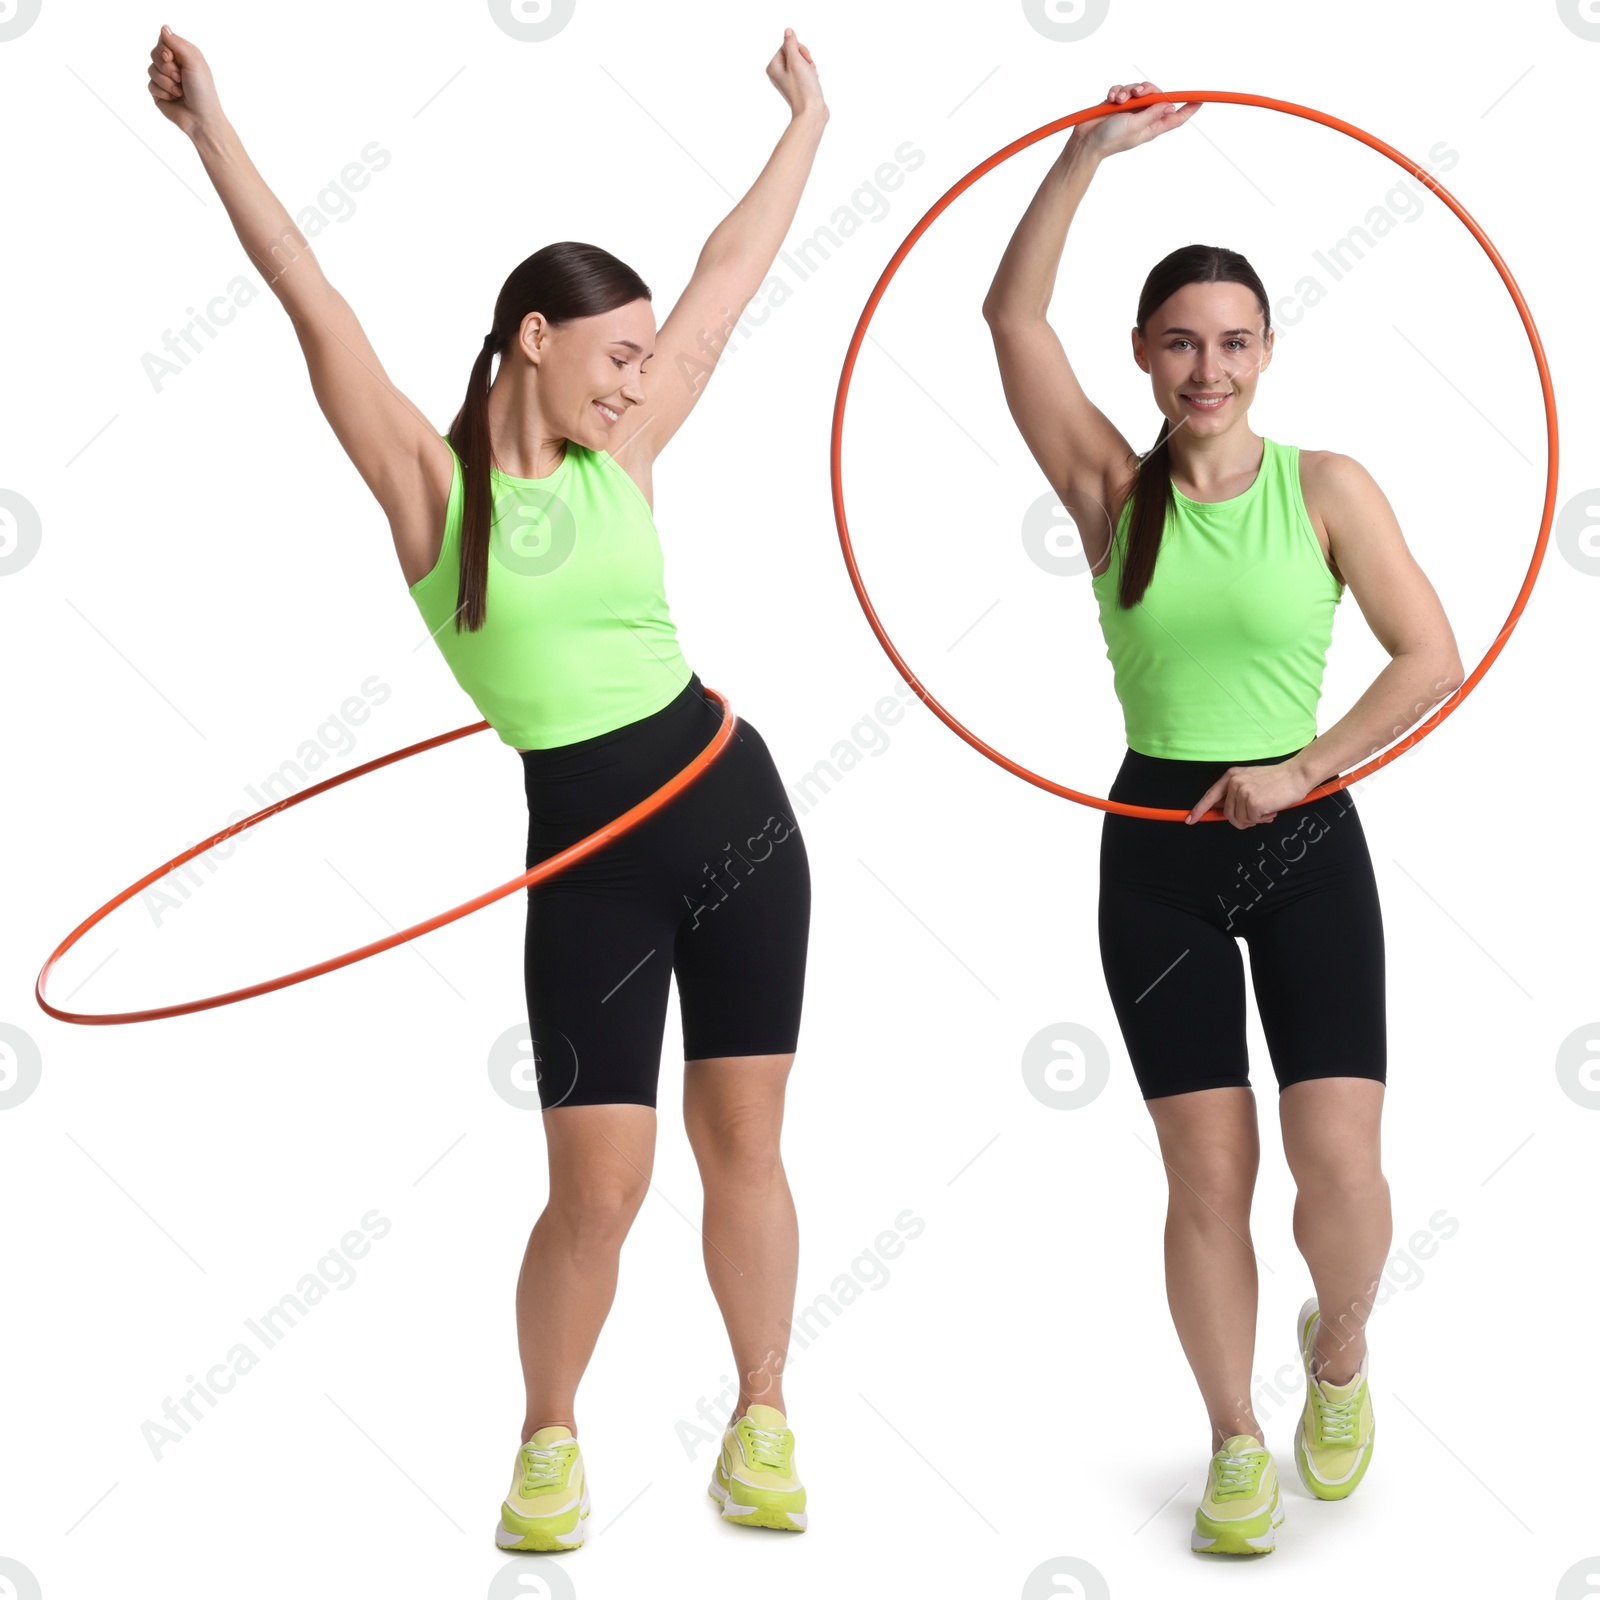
[1290,444,1379,504]
[1283,441,1368,475]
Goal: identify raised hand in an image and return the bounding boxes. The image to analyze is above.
[146,24,224,137]
[766,27,825,120]
[1071,81,1200,162]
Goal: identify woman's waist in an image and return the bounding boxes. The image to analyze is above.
[1106,744,1311,811]
[519,669,722,806]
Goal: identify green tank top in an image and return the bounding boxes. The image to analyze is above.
[408,435,693,749]
[1090,437,1344,760]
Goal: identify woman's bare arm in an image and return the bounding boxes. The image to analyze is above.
[1287,453,1466,793]
[604,29,828,477]
[982,82,1200,567]
[148,27,447,581]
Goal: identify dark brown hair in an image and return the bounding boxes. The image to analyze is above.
[1113,244,1271,609]
[445,241,651,632]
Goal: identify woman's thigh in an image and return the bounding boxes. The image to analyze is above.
[1238,794,1386,1091]
[1098,852,1252,1099]
[1098,764,1258,1099]
[521,679,719,1112]
[525,864,680,1111]
[666,718,811,1064]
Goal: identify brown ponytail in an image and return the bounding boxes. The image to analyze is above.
[444,242,651,632]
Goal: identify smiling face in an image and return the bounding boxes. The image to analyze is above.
[518,297,656,447]
[1131,280,1273,437]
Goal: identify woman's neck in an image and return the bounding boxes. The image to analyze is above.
[1165,425,1264,499]
[485,370,569,479]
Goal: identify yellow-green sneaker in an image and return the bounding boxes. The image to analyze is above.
[495,1425,591,1551]
[1294,1298,1375,1500]
[708,1403,807,1531]
[1191,1435,1284,1556]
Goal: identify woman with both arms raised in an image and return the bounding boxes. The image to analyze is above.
[983,81,1464,1555]
[148,22,828,1550]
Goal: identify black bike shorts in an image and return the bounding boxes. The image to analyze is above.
[1097,746,1386,1101]
[521,672,810,1109]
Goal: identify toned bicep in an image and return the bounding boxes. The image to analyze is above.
[984,314,1136,561]
[1319,453,1464,677]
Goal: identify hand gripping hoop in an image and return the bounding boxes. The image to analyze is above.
[829,89,1558,821]
[36,687,738,1025]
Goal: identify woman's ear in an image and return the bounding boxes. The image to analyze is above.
[517,311,549,365]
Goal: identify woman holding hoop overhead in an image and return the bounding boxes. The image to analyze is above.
[148,25,824,1548]
[983,83,1464,1556]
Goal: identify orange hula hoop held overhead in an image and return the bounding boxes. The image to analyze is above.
[36,689,739,1026]
[829,88,1558,822]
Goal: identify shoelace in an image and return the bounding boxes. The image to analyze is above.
[1312,1383,1361,1446]
[740,1422,791,1472]
[521,1441,572,1494]
[1213,1450,1264,1498]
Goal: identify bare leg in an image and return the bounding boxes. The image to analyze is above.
[1279,1078,1390,1384]
[682,1053,798,1419]
[515,1103,657,1442]
[1146,1086,1264,1451]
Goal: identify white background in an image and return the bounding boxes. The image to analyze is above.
[3,1,1597,1596]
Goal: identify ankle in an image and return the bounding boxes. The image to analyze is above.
[1311,1339,1365,1387]
[522,1417,577,1443]
[1312,1355,1362,1387]
[1211,1423,1264,1453]
[735,1393,787,1422]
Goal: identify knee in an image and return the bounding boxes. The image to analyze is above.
[1289,1148,1387,1210]
[546,1170,651,1242]
[691,1112,784,1192]
[1164,1149,1256,1229]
